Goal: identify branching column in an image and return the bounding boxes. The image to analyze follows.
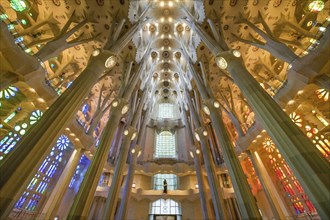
[186,61,262,219]
[182,109,210,220]
[44,148,84,219]
[0,20,141,218]
[67,61,146,220]
[103,90,147,220]
[115,108,150,220]
[185,94,228,220]
[194,22,330,218]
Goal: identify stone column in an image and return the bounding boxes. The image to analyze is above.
[246,150,283,220]
[215,51,330,218]
[185,60,261,219]
[114,145,140,220]
[42,148,83,219]
[103,90,147,220]
[67,99,128,220]
[182,110,210,220]
[102,126,137,220]
[194,127,229,220]
[115,108,150,220]
[90,196,105,220]
[192,149,212,220]
[68,60,147,219]
[193,21,330,218]
[185,94,227,219]
[0,23,140,217]
[203,99,262,220]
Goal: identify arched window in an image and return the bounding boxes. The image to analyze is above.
[15,135,73,212]
[0,110,43,160]
[150,199,181,215]
[158,103,174,119]
[153,174,177,190]
[155,131,176,158]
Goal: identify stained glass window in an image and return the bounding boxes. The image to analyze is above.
[10,0,28,12]
[158,103,174,119]
[290,112,330,160]
[0,110,43,160]
[69,155,90,191]
[155,131,177,158]
[150,199,181,215]
[0,86,18,99]
[315,88,329,101]
[30,110,43,125]
[266,138,316,215]
[15,135,73,211]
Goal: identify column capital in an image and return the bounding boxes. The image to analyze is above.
[194,127,208,142]
[215,49,242,70]
[111,98,129,115]
[89,49,118,70]
[123,126,138,141]
[131,144,141,156]
[202,98,221,115]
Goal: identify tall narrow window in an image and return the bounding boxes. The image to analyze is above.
[158,103,174,119]
[14,135,72,213]
[153,174,177,190]
[155,131,176,158]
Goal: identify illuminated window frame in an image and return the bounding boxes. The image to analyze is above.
[155,131,177,158]
[158,103,174,119]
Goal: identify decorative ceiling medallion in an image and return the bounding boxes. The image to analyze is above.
[163,81,170,87]
[229,0,237,7]
[163,9,170,15]
[174,73,179,78]
[163,72,169,78]
[162,24,170,33]
[162,51,170,59]
[176,24,184,33]
[52,0,61,6]
[96,0,104,6]
[163,88,169,94]
[175,52,181,59]
[163,39,170,46]
[149,24,156,32]
[153,72,159,78]
[163,62,170,69]
[151,51,158,59]
[185,26,190,31]
[273,0,282,7]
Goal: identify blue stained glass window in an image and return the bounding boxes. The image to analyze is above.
[82,104,89,114]
[69,155,90,191]
[0,86,18,99]
[15,135,73,211]
[0,110,43,160]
